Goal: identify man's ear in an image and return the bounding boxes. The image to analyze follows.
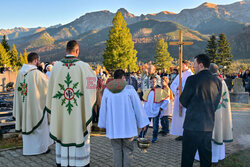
[199,63,204,69]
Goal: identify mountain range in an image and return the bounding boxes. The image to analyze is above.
[1,0,250,62]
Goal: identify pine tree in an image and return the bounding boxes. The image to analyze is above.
[23,49,28,64]
[206,34,218,63]
[18,53,24,66]
[155,38,173,73]
[0,44,11,67]
[10,44,19,67]
[103,11,138,71]
[217,33,233,72]
[1,35,10,52]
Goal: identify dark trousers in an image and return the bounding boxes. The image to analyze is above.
[139,113,160,139]
[181,130,212,167]
[160,116,169,133]
[92,104,100,123]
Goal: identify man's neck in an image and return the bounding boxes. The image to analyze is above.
[182,68,188,72]
[28,63,37,67]
[66,54,77,58]
[198,68,208,73]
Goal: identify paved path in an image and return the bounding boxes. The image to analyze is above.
[0,109,249,167]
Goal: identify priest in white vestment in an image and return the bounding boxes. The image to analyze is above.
[170,60,193,140]
[13,52,53,155]
[45,40,96,167]
[195,63,233,163]
[98,69,149,167]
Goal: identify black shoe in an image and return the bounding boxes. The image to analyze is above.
[56,163,61,167]
[175,136,183,141]
[44,148,51,154]
[159,131,164,134]
[162,133,169,137]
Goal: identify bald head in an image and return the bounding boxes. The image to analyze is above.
[148,65,156,74]
[209,63,219,74]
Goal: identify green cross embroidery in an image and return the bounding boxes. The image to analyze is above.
[217,91,229,110]
[61,58,79,69]
[53,73,83,115]
[17,79,28,102]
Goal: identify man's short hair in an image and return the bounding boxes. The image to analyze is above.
[114,69,125,79]
[28,52,39,63]
[194,54,210,68]
[209,63,219,74]
[66,40,79,53]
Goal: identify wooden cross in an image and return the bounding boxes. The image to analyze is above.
[169,30,193,116]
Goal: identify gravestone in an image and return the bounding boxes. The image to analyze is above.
[0,78,6,92]
[230,78,249,104]
[233,78,245,93]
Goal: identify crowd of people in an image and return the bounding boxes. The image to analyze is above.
[13,40,238,167]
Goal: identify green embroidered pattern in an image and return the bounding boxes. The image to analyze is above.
[17,79,28,102]
[53,73,83,115]
[61,58,79,69]
[217,91,228,110]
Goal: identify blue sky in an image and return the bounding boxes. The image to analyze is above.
[1,0,240,29]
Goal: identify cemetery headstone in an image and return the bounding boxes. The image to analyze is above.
[230,78,249,104]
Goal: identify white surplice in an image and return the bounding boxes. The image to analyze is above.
[144,90,169,118]
[98,85,149,139]
[22,112,54,155]
[195,141,225,163]
[170,69,193,136]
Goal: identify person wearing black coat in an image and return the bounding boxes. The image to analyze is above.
[179,54,222,167]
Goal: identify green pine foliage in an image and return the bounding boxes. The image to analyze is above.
[0,44,11,67]
[205,33,233,73]
[206,34,218,63]
[23,49,28,64]
[1,35,10,52]
[155,38,173,73]
[103,11,138,71]
[10,44,19,67]
[18,53,25,66]
[217,33,233,71]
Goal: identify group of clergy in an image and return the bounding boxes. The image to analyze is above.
[13,39,233,167]
[14,40,96,167]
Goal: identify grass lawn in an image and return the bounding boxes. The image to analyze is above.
[0,136,22,150]
[213,149,250,167]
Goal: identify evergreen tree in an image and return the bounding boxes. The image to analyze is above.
[10,44,19,67]
[217,33,233,72]
[155,38,173,73]
[23,49,28,64]
[0,44,11,67]
[18,53,24,66]
[206,34,218,63]
[103,12,138,71]
[1,35,10,52]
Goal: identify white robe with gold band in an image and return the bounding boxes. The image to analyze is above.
[13,64,53,155]
[170,69,193,136]
[46,56,96,166]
